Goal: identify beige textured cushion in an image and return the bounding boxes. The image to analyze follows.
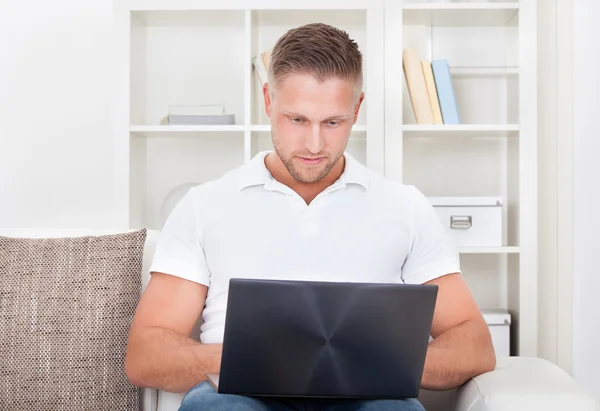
[0,229,147,410]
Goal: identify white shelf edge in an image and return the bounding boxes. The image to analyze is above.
[130,125,247,133]
[402,2,519,11]
[129,124,369,134]
[402,124,520,132]
[249,125,271,132]
[458,246,520,254]
[249,124,368,132]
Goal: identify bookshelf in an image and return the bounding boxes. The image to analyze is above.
[385,0,537,357]
[114,0,384,229]
[114,0,537,356]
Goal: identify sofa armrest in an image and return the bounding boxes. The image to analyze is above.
[141,387,159,411]
[454,357,598,411]
[156,390,186,411]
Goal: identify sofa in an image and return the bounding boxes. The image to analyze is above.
[0,228,598,411]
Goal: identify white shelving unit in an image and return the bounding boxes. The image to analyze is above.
[114,0,384,230]
[113,0,537,356]
[385,0,537,357]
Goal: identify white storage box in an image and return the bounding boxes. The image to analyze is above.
[427,197,503,247]
[482,309,511,357]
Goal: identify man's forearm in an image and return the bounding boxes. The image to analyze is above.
[125,326,221,393]
[420,319,496,391]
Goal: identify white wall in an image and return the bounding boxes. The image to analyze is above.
[0,0,115,228]
[572,0,600,403]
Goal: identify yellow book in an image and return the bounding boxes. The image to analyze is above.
[261,50,272,70]
[421,61,443,125]
[402,48,434,124]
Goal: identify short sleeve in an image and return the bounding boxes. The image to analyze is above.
[401,187,461,284]
[149,189,211,286]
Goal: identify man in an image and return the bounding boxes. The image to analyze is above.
[125,23,496,411]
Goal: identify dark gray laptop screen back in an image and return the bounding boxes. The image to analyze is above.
[219,278,437,399]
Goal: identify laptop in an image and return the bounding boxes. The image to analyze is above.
[206,278,438,399]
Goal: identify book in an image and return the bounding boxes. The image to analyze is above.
[431,59,461,124]
[251,49,272,86]
[261,50,272,70]
[402,48,434,124]
[421,61,443,125]
[252,56,269,85]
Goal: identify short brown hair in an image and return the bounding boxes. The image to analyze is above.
[268,23,363,97]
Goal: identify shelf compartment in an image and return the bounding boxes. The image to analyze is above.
[402,124,519,137]
[128,133,245,230]
[402,1,519,125]
[129,10,246,127]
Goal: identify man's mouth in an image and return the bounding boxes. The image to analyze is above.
[298,157,324,165]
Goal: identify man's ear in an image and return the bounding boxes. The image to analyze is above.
[353,91,365,124]
[263,82,272,118]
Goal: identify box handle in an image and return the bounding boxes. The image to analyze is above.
[450,215,472,230]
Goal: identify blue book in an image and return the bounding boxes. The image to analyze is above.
[431,60,461,124]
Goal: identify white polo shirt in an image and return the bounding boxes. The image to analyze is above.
[149,151,461,344]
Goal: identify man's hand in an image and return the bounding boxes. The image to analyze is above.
[125,272,221,393]
[420,273,496,390]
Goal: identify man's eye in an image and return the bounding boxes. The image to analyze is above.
[327,120,339,126]
[292,117,303,123]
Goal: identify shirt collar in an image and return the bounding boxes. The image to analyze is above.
[235,151,370,192]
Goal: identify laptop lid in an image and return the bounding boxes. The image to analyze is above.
[217,278,438,399]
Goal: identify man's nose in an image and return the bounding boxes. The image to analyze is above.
[304,124,324,154]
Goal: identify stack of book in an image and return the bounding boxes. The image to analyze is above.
[166,105,235,125]
[402,48,461,125]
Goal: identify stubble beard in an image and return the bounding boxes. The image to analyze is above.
[271,129,343,184]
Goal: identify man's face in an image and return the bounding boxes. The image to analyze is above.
[263,73,364,184]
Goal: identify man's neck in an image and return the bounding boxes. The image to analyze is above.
[265,152,345,205]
